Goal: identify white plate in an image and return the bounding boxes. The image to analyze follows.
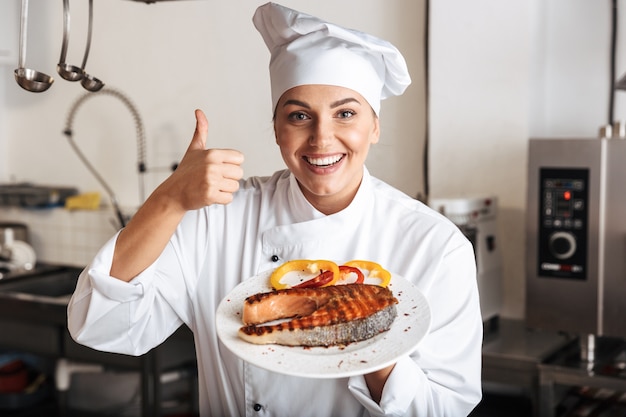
[216,270,431,378]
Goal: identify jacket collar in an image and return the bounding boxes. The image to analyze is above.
[261,167,374,253]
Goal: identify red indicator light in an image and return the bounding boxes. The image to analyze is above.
[563,191,571,200]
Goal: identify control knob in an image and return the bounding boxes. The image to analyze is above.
[548,231,576,260]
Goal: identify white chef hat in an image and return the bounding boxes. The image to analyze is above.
[252,2,411,116]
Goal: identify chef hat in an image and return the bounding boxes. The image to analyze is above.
[252,2,411,115]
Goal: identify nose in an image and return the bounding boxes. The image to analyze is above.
[308,118,333,147]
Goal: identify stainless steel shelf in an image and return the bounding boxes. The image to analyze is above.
[538,336,626,417]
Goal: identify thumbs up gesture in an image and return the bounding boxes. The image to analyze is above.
[109,109,244,281]
[161,109,245,211]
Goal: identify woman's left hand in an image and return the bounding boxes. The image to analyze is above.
[364,363,395,403]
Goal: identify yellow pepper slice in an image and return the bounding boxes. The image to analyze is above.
[269,259,340,290]
[343,260,392,287]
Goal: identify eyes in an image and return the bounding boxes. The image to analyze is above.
[337,110,356,119]
[288,112,308,122]
[287,109,356,122]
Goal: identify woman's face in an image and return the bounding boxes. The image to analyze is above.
[274,84,380,215]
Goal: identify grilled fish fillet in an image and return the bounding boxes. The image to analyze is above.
[238,284,398,347]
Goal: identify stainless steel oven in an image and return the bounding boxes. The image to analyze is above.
[526,138,626,338]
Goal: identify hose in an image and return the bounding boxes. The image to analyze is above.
[63,87,147,228]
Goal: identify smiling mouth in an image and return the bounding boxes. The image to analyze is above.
[304,154,345,167]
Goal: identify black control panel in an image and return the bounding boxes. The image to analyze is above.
[537,168,588,280]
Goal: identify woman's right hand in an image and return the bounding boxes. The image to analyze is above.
[110,109,244,281]
[157,109,245,212]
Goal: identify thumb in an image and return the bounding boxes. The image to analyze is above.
[187,109,209,151]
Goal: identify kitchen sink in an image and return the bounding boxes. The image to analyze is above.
[0,264,83,305]
[0,264,85,356]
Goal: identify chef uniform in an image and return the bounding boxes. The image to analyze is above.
[68,3,483,417]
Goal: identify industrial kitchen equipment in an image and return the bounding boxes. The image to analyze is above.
[429,196,503,326]
[526,137,626,340]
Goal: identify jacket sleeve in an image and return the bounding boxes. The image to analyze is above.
[348,234,483,416]
[67,221,200,356]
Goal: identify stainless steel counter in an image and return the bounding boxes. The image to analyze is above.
[482,318,572,415]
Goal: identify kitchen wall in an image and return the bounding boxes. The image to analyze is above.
[3,0,626,320]
[0,206,115,266]
[0,0,426,265]
[0,0,425,205]
[430,0,626,318]
[0,0,425,262]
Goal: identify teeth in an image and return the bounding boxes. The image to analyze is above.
[306,155,343,166]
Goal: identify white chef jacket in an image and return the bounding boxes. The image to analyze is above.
[68,168,482,417]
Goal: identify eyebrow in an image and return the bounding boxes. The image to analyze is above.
[282,97,362,109]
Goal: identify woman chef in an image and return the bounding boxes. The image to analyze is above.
[68,2,482,416]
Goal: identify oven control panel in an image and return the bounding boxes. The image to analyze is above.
[537,168,588,280]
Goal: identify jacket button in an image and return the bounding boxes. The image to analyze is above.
[271,255,279,262]
[253,403,263,412]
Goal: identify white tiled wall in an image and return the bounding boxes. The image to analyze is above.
[0,207,119,267]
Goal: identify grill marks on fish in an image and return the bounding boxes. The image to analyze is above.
[238,284,398,347]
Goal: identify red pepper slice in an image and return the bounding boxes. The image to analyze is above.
[269,260,339,290]
[337,265,365,284]
[293,270,335,288]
